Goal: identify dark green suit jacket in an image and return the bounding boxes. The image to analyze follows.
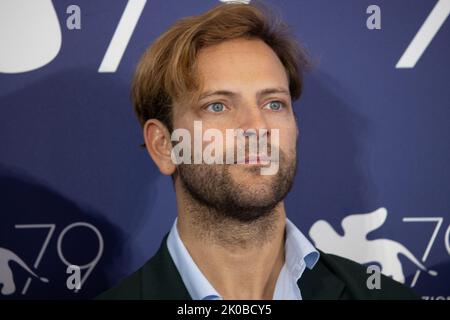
[97,235,419,300]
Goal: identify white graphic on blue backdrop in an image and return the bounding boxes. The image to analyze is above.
[309,207,438,284]
[0,247,49,295]
[0,222,103,296]
[396,0,450,68]
[0,0,61,73]
[2,0,447,73]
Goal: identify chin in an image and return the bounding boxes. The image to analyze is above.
[230,163,274,177]
[232,191,280,214]
[231,170,276,187]
[232,177,278,200]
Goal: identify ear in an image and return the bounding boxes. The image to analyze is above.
[143,119,176,175]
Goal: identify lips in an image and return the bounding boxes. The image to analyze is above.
[243,154,271,165]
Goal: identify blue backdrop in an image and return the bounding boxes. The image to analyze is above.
[0,0,449,299]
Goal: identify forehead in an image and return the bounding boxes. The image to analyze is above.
[195,38,289,91]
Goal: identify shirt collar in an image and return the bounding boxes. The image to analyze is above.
[166,218,220,300]
[284,218,320,279]
[166,217,319,300]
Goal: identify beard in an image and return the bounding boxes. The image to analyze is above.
[177,148,297,223]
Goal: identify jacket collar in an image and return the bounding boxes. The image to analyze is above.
[141,234,191,300]
[141,235,345,300]
[298,251,346,300]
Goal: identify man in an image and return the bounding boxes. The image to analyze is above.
[98,3,418,300]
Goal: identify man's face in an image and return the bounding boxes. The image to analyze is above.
[172,38,298,221]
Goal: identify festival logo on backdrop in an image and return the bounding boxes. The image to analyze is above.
[309,207,441,286]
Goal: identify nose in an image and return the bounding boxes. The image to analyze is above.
[237,102,269,133]
[235,103,271,158]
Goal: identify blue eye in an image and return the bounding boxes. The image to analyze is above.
[206,102,225,113]
[264,101,284,111]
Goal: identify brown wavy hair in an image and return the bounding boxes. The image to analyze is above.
[132,2,311,132]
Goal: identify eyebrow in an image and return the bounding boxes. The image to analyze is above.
[198,87,291,101]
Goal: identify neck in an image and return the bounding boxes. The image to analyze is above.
[175,179,287,299]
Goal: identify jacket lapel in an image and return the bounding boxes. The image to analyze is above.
[298,253,346,300]
[141,234,192,300]
[140,236,346,300]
